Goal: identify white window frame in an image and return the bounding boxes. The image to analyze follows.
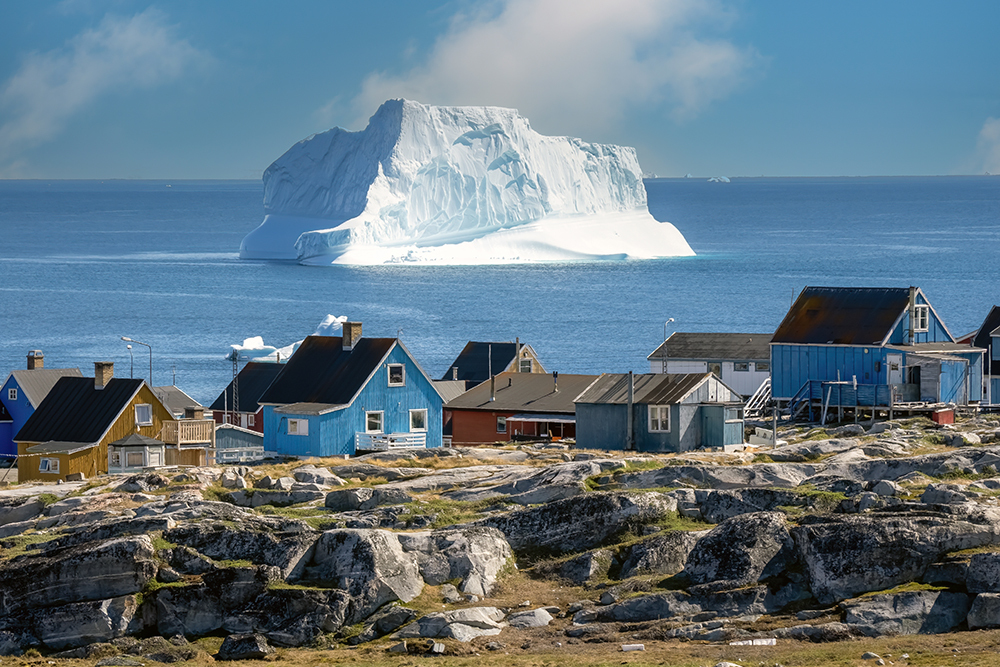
[496,415,507,434]
[733,362,750,372]
[7,388,16,402]
[247,413,254,427]
[519,358,532,373]
[110,450,121,468]
[39,457,60,474]
[288,418,309,436]
[388,364,406,387]
[366,411,384,433]
[409,408,428,432]
[913,305,930,333]
[135,403,153,426]
[649,405,671,433]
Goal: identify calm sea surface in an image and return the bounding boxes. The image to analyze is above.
[1,177,998,405]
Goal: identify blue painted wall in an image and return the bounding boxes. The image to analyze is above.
[886,294,953,345]
[940,359,968,404]
[0,375,37,458]
[771,344,887,400]
[991,378,1000,405]
[0,422,10,460]
[576,401,742,453]
[216,426,264,450]
[265,344,443,458]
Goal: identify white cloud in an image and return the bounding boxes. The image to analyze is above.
[974,117,1000,174]
[0,8,208,159]
[347,0,762,134]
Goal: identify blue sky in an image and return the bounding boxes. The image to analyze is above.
[1,0,998,179]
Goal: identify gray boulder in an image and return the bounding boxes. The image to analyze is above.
[31,595,142,650]
[217,633,274,660]
[0,535,157,616]
[685,512,796,587]
[966,552,1000,594]
[226,488,325,508]
[507,608,553,629]
[155,585,223,637]
[325,487,412,511]
[223,588,350,646]
[329,463,425,481]
[921,483,971,505]
[468,491,677,557]
[292,465,347,486]
[398,527,512,596]
[163,522,318,579]
[793,515,999,605]
[872,480,904,497]
[552,549,613,584]
[619,531,705,579]
[967,592,1000,629]
[841,591,970,635]
[0,497,45,527]
[700,488,802,523]
[310,529,423,617]
[394,607,505,642]
[618,462,816,490]
[346,604,418,645]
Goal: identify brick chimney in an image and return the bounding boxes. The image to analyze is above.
[26,350,43,370]
[343,321,362,351]
[94,362,114,390]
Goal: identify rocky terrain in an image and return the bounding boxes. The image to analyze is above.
[4,414,1000,663]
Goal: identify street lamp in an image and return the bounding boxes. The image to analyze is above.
[663,318,675,342]
[126,345,133,379]
[662,318,675,373]
[121,337,151,386]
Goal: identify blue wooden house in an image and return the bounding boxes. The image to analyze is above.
[258,323,443,457]
[967,305,1000,405]
[574,372,744,453]
[0,351,82,459]
[771,286,984,410]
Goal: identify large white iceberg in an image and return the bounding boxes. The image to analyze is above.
[240,99,694,264]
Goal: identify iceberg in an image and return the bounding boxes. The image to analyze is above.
[227,315,348,362]
[240,99,694,264]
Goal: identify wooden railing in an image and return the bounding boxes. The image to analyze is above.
[355,432,426,451]
[161,419,216,447]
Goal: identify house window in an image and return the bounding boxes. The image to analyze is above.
[519,358,532,373]
[734,362,749,372]
[288,418,309,436]
[496,416,507,433]
[110,451,121,468]
[410,409,428,432]
[914,305,929,332]
[126,452,144,467]
[388,364,405,386]
[366,411,384,433]
[135,404,153,426]
[39,458,60,474]
[247,413,254,427]
[649,405,670,432]
[755,362,770,372]
[7,388,16,401]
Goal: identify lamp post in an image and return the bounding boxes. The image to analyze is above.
[126,345,133,379]
[663,318,675,342]
[121,337,151,386]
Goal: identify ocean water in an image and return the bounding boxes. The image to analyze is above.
[1,176,998,405]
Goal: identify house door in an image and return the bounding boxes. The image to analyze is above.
[887,354,903,385]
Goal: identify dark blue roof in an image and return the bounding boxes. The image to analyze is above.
[772,287,912,345]
[209,361,284,413]
[441,341,518,384]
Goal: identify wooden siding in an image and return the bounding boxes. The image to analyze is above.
[18,383,174,482]
[771,344,888,400]
[165,447,207,467]
[268,345,443,457]
[450,409,517,446]
[887,294,953,345]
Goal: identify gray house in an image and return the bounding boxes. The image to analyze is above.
[574,373,744,453]
[647,332,771,398]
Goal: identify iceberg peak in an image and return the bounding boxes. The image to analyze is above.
[240,99,694,264]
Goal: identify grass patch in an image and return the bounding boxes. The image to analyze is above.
[859,581,951,598]
[789,485,848,513]
[402,495,505,529]
[200,484,230,503]
[256,505,340,530]
[0,531,60,560]
[946,545,1000,558]
[151,535,177,551]
[35,493,59,507]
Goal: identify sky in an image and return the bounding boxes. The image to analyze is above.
[0,0,998,179]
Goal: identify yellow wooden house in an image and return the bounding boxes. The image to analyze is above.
[15,362,176,482]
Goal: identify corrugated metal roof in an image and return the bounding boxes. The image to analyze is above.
[154,386,201,417]
[433,380,468,403]
[15,377,143,444]
[8,368,83,408]
[887,343,985,354]
[109,433,164,447]
[259,336,395,406]
[507,413,576,424]
[209,361,284,412]
[274,402,343,415]
[648,332,772,361]
[575,373,712,405]
[25,441,96,455]
[445,372,598,413]
[771,286,912,345]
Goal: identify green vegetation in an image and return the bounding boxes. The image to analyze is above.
[0,531,60,560]
[402,495,506,529]
[859,581,951,597]
[151,535,177,551]
[35,493,59,507]
[256,505,341,530]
